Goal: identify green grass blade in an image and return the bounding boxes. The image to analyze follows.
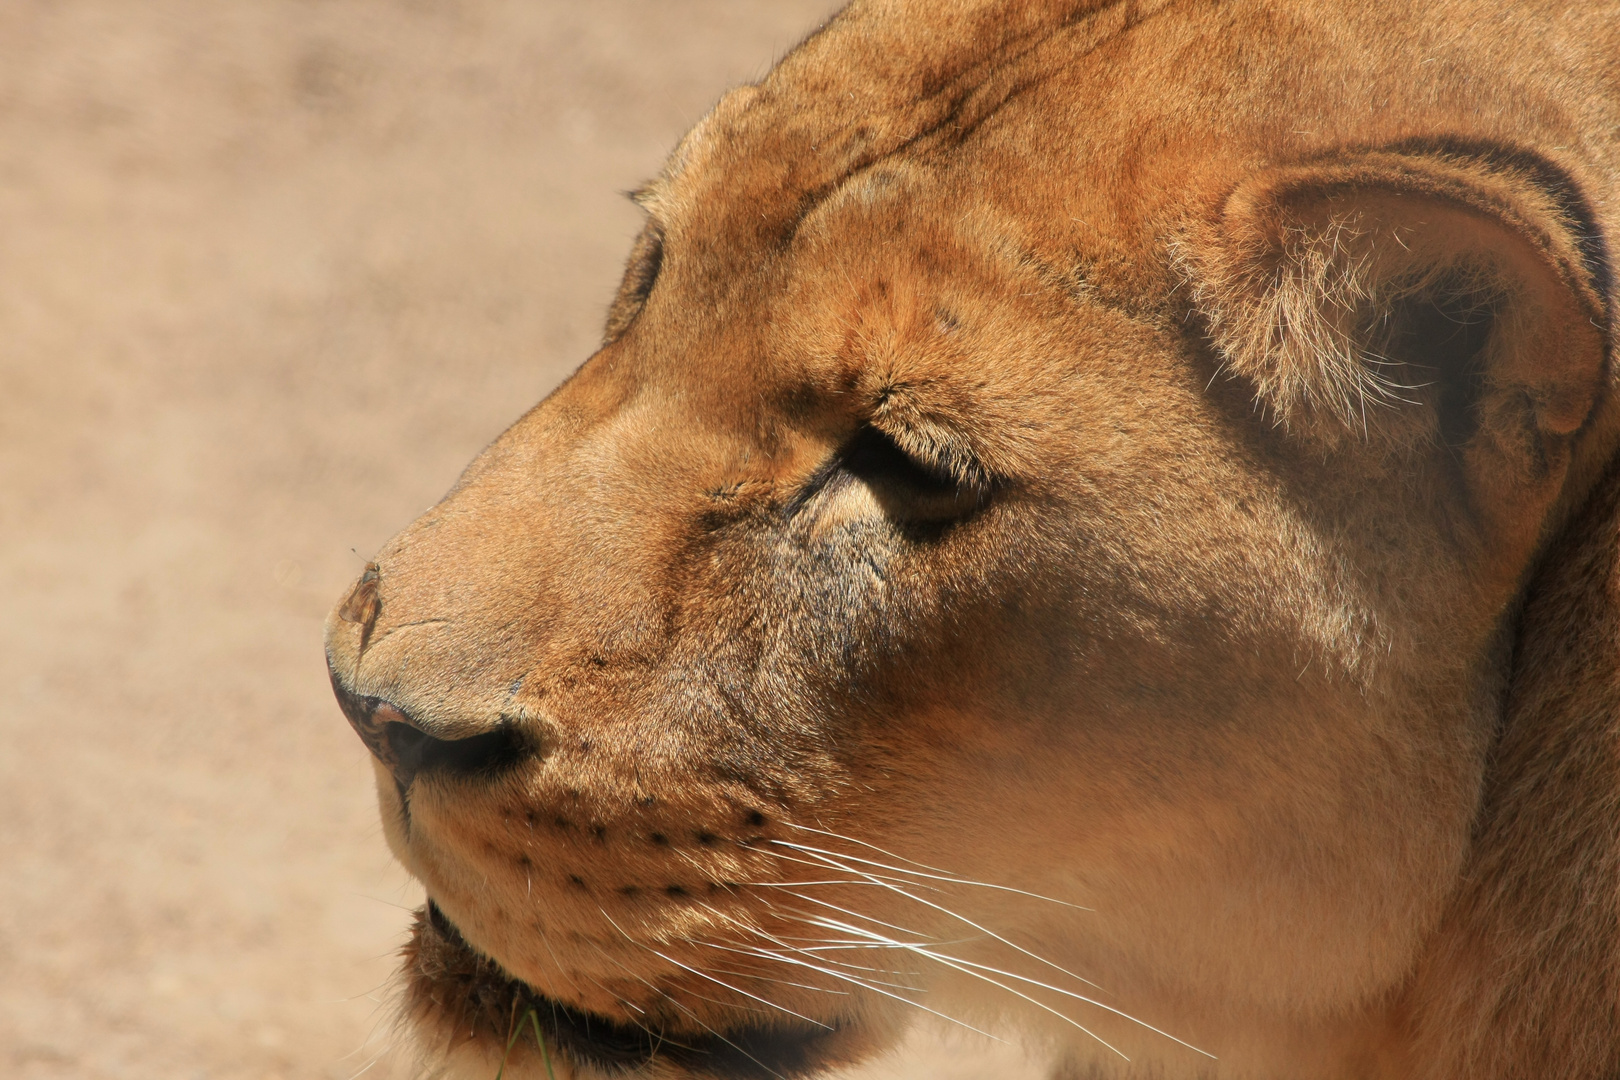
[494,1007,558,1080]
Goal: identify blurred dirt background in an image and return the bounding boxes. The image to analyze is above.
[0,2,1048,1078]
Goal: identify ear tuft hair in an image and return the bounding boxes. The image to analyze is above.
[1186,151,1609,450]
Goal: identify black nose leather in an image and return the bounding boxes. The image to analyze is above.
[328,667,528,789]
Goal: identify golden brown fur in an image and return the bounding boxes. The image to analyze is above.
[325,1,1620,1076]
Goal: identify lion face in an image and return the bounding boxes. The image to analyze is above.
[325,2,1618,1077]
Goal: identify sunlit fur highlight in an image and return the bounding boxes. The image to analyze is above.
[323,1,1620,1077]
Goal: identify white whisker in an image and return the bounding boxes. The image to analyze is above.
[591,920,794,1080]
[771,844,1110,994]
[770,895,1212,1060]
[777,832,1094,911]
[697,940,1003,1043]
[691,899,923,986]
[909,947,1213,1059]
[759,908,1124,1060]
[916,939,1130,1059]
[596,908,833,1031]
[702,965,851,996]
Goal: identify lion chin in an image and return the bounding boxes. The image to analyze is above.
[401,903,849,1080]
[326,0,1620,1077]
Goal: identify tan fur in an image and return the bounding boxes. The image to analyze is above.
[325,2,1620,1077]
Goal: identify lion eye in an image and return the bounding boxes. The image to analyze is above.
[841,426,956,492]
[837,426,987,523]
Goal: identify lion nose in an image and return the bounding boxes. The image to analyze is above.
[327,668,529,790]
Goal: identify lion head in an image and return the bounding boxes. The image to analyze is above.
[324,1,1620,1076]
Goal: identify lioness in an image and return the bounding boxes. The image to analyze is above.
[325,0,1620,1076]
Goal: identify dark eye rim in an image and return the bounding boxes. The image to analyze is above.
[788,424,992,524]
[839,425,962,495]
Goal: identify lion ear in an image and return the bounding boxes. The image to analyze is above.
[1190,150,1610,466]
[1193,151,1620,1069]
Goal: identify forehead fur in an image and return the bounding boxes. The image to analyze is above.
[642,1,1175,257]
[641,0,1619,328]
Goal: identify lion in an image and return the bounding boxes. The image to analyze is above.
[324,0,1620,1076]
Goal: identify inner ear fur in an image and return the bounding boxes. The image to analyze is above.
[1190,152,1609,465]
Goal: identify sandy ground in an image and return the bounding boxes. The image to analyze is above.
[0,3,1051,1078]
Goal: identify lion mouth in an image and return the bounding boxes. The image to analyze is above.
[405,902,843,1079]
